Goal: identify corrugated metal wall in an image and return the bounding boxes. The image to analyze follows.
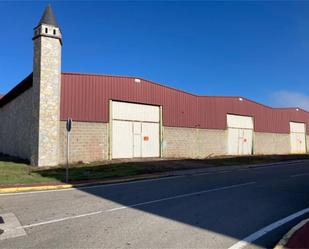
[61,73,309,134]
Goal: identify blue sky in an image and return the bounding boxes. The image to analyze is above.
[1,1,309,110]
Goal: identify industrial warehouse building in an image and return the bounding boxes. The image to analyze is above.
[0,6,309,167]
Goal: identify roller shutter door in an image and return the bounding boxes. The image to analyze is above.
[290,122,307,154]
[227,114,253,155]
[111,101,160,159]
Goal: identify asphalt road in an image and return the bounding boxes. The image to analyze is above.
[1,160,309,249]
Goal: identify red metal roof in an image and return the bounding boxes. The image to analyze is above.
[61,72,309,134]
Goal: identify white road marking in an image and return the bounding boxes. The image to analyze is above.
[12,182,255,230]
[106,182,255,212]
[21,210,104,229]
[290,172,309,178]
[228,207,309,249]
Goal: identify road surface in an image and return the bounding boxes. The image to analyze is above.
[1,160,309,248]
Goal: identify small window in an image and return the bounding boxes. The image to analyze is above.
[45,28,48,33]
[53,29,56,35]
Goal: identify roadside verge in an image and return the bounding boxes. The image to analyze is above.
[0,159,308,194]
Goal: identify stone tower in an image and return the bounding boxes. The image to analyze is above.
[31,5,62,166]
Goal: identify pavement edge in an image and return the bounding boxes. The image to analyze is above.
[0,174,167,194]
[0,159,308,194]
[0,184,73,193]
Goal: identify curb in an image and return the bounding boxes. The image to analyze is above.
[246,159,308,170]
[0,174,168,194]
[0,184,73,193]
[274,218,309,249]
[0,159,308,194]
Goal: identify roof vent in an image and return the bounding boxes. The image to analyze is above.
[134,78,141,83]
[296,108,299,111]
[238,97,243,101]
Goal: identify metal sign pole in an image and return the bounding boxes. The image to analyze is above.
[66,118,72,183]
[66,129,69,183]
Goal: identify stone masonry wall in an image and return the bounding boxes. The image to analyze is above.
[254,132,291,155]
[32,30,62,166]
[0,88,33,161]
[59,121,109,164]
[162,127,227,158]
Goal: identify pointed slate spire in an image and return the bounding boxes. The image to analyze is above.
[38,4,59,27]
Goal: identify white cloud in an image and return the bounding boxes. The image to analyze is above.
[271,91,309,111]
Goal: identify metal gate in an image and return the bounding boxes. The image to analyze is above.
[227,114,254,155]
[111,101,160,159]
[290,122,307,154]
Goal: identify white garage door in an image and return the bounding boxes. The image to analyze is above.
[111,101,160,159]
[290,122,307,154]
[227,114,253,155]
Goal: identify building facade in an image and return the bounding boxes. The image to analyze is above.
[0,6,309,167]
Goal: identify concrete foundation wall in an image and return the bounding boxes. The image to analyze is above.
[162,127,227,158]
[0,89,33,161]
[59,121,109,164]
[254,132,291,155]
[162,127,199,158]
[162,127,304,158]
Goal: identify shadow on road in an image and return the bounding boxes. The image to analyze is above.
[34,157,309,247]
[5,155,309,248]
